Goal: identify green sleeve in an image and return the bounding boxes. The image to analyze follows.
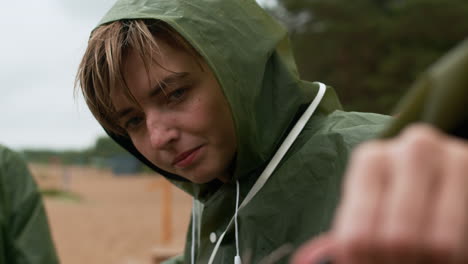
[0,146,59,264]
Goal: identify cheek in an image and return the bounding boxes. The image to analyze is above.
[203,98,237,149]
[131,136,151,159]
[138,144,171,170]
[181,97,215,133]
[130,134,162,167]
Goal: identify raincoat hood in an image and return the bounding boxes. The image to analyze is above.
[96,0,342,199]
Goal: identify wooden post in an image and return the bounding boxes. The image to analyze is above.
[161,179,173,244]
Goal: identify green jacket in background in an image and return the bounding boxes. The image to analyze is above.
[382,38,468,138]
[0,145,59,264]
[95,0,391,263]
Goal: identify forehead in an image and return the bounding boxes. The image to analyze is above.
[111,39,202,104]
[126,41,197,85]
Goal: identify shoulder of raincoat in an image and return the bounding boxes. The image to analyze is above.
[92,0,392,263]
[0,145,59,264]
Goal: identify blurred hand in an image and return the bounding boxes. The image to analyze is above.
[292,124,468,264]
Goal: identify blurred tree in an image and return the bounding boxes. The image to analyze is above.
[22,149,87,165]
[90,136,128,157]
[272,0,468,113]
[23,136,130,167]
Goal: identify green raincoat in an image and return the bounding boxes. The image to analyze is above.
[0,145,59,264]
[95,0,391,263]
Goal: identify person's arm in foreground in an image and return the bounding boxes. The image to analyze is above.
[292,124,468,264]
[0,146,59,264]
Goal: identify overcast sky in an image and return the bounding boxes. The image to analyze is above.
[0,0,274,151]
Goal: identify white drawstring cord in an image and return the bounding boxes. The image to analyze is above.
[191,198,196,264]
[192,183,241,264]
[234,180,242,264]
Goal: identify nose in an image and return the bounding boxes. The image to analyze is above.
[146,111,179,149]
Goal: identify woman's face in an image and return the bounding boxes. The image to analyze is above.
[110,40,237,183]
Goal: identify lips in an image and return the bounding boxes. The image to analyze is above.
[172,145,203,168]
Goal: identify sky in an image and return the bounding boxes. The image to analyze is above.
[0,0,275,151]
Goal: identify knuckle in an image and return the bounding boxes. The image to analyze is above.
[441,141,468,182]
[346,141,390,185]
[395,130,441,160]
[448,144,468,166]
[404,132,436,150]
[401,124,440,139]
[352,141,387,163]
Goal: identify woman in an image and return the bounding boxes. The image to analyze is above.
[76,0,398,263]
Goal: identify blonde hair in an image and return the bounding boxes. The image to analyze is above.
[76,20,200,136]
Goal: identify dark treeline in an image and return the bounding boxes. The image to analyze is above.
[23,136,151,174]
[271,0,468,113]
[23,136,129,166]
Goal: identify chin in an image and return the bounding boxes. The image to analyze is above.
[186,171,219,184]
[189,176,216,184]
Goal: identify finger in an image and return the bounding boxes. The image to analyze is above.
[425,140,468,264]
[377,127,442,264]
[290,234,335,264]
[333,142,389,264]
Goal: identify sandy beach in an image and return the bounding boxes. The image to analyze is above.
[30,164,192,264]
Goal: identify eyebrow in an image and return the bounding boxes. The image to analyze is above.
[148,72,190,98]
[115,72,190,124]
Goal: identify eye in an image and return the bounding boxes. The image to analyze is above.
[124,116,144,131]
[167,87,188,102]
